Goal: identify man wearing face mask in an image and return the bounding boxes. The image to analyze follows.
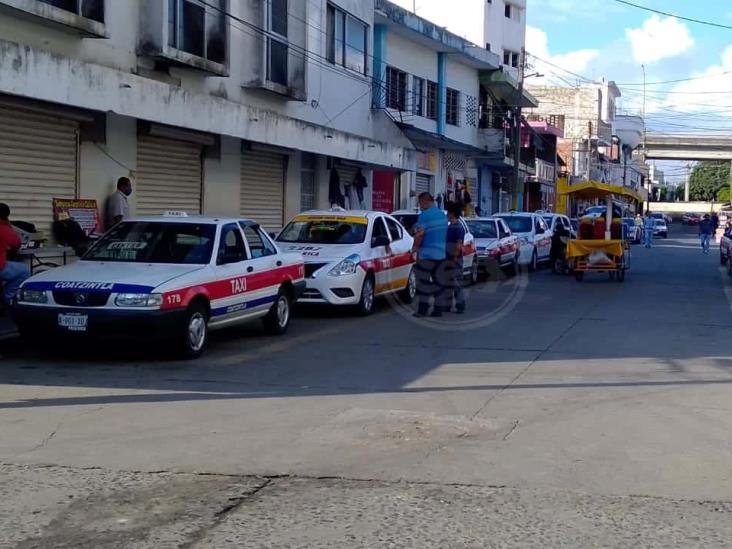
[107,176,132,227]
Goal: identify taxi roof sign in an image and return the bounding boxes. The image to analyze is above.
[163,211,189,217]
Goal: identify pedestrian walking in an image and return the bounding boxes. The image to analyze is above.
[0,203,30,309]
[699,214,714,254]
[107,177,132,227]
[445,204,466,314]
[410,192,448,318]
[643,212,655,248]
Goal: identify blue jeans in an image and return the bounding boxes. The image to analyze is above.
[0,261,30,302]
[701,233,712,253]
[643,229,653,248]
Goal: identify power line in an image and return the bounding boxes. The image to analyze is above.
[613,0,732,30]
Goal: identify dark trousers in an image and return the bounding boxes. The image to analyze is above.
[444,260,466,312]
[416,259,445,314]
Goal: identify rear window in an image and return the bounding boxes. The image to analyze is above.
[466,220,497,239]
[392,214,419,233]
[498,216,533,234]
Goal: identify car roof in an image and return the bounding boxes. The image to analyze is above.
[126,215,257,225]
[391,209,420,216]
[297,209,385,219]
[494,212,537,217]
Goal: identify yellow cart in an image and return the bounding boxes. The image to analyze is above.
[567,239,627,282]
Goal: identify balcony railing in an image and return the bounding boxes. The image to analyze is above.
[525,113,565,133]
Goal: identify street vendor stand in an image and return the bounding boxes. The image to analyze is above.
[562,181,643,283]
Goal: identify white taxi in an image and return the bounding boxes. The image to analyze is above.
[391,209,479,284]
[465,217,520,276]
[276,210,415,315]
[12,215,305,358]
[493,212,552,271]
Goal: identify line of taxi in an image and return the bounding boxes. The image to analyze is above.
[12,208,552,359]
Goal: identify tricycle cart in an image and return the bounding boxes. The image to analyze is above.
[568,239,628,282]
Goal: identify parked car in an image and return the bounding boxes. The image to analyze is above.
[13,215,305,358]
[570,218,580,234]
[652,212,672,225]
[276,210,415,315]
[465,217,520,276]
[391,209,479,284]
[683,213,701,225]
[542,213,576,238]
[493,212,552,271]
[719,226,732,269]
[653,218,668,238]
[621,217,642,244]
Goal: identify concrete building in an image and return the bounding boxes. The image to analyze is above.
[373,0,507,213]
[0,0,415,240]
[523,115,564,212]
[483,0,526,78]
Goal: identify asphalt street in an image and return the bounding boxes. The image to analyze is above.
[2,224,732,548]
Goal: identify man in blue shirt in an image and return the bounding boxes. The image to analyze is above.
[699,214,715,254]
[410,192,447,317]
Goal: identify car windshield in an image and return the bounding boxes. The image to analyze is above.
[83,222,217,264]
[655,219,665,226]
[543,216,555,227]
[498,216,533,234]
[393,214,419,233]
[277,218,367,244]
[466,220,497,239]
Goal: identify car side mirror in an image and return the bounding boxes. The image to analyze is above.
[372,235,390,248]
[268,232,277,240]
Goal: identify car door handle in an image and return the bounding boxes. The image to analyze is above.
[276,260,283,267]
[247,266,254,273]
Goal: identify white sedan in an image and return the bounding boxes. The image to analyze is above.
[391,209,479,284]
[13,215,305,358]
[276,210,416,315]
[465,217,520,276]
[493,212,552,271]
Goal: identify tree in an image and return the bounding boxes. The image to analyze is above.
[659,186,668,202]
[675,186,686,202]
[689,161,731,201]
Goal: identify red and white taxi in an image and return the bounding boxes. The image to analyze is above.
[494,212,552,271]
[276,210,415,315]
[465,217,521,276]
[391,209,479,284]
[13,215,305,358]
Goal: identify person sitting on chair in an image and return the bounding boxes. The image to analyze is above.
[0,203,30,308]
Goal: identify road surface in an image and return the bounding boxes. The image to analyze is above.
[2,225,732,548]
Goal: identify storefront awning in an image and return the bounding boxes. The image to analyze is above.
[397,124,487,155]
[479,69,539,108]
[561,180,645,203]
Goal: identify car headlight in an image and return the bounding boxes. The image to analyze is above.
[17,289,48,304]
[328,254,361,276]
[114,293,163,308]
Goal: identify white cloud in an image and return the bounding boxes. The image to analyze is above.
[388,0,484,45]
[526,26,600,85]
[625,15,695,64]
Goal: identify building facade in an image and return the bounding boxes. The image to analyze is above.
[0,0,416,239]
[483,0,526,78]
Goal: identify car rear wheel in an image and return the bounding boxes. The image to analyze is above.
[178,303,208,359]
[399,268,417,304]
[263,288,291,335]
[357,275,375,316]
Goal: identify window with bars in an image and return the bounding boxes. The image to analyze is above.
[446,88,460,126]
[426,81,438,120]
[168,0,226,65]
[412,76,425,116]
[386,66,407,111]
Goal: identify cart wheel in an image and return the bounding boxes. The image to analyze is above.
[617,268,626,283]
[575,271,584,282]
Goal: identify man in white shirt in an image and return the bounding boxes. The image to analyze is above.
[107,177,132,227]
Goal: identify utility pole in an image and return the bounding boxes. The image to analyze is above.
[684,164,690,202]
[512,47,526,211]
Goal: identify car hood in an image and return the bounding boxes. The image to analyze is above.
[22,261,205,292]
[276,243,363,263]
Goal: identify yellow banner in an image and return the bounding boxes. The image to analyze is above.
[294,215,368,224]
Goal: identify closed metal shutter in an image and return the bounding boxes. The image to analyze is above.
[240,150,286,231]
[0,106,78,238]
[136,135,203,216]
[415,173,432,195]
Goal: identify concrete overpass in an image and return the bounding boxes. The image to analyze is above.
[645,133,732,161]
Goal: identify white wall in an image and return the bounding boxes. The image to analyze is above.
[484,0,526,75]
[444,59,481,146]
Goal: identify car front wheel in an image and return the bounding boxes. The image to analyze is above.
[357,275,375,316]
[399,268,417,304]
[178,303,208,359]
[529,249,538,272]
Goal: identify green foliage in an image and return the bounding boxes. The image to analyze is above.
[675,186,686,201]
[689,161,731,201]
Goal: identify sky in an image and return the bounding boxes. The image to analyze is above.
[390,0,732,183]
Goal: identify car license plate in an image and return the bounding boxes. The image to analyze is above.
[58,313,88,332]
